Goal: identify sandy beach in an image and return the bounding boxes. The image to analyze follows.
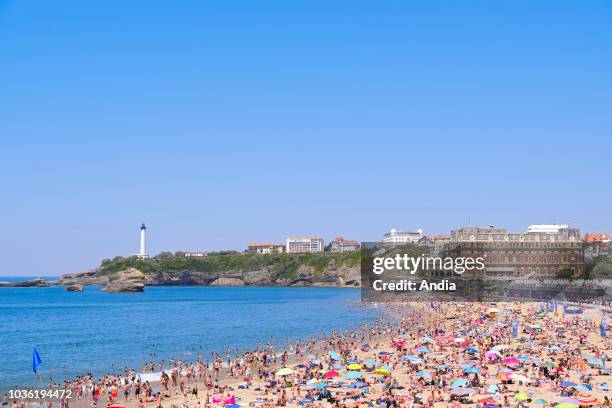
[8,301,609,408]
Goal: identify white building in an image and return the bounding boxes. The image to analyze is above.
[526,224,568,234]
[382,228,423,246]
[286,237,324,253]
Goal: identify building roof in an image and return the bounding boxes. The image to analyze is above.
[582,233,611,243]
[333,237,359,245]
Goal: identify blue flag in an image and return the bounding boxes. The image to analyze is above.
[32,349,42,374]
[601,316,607,338]
[512,319,518,338]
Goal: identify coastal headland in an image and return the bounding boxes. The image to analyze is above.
[58,251,363,288]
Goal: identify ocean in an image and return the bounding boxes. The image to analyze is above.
[0,282,379,390]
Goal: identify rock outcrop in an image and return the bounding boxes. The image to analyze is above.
[209,277,245,286]
[65,284,84,292]
[0,278,50,287]
[60,270,108,285]
[104,268,145,292]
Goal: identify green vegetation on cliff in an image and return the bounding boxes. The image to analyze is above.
[99,250,361,279]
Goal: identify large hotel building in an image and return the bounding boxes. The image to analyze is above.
[286,237,324,253]
[446,224,584,277]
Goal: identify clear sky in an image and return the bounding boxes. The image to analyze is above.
[1,0,611,276]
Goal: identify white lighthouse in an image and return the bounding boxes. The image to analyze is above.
[138,223,148,259]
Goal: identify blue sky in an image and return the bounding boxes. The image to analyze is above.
[1,0,611,276]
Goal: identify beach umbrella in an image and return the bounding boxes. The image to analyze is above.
[486,384,499,393]
[503,357,520,364]
[323,370,339,378]
[517,356,529,362]
[420,336,435,343]
[347,363,362,370]
[555,404,578,408]
[453,337,466,343]
[328,351,341,361]
[498,372,512,381]
[378,351,391,355]
[459,363,473,369]
[510,374,531,383]
[417,346,431,353]
[226,405,240,408]
[416,371,431,378]
[466,347,479,354]
[314,382,328,389]
[485,351,500,359]
[450,388,475,396]
[479,398,497,404]
[404,355,423,363]
[435,364,448,369]
[349,381,367,389]
[560,381,577,387]
[374,367,391,376]
[514,392,530,401]
[463,367,482,374]
[535,399,547,404]
[574,393,598,404]
[560,398,580,405]
[107,406,126,408]
[492,345,510,351]
[575,385,591,391]
[364,360,378,367]
[451,379,469,388]
[344,371,363,379]
[586,358,603,366]
[275,368,294,376]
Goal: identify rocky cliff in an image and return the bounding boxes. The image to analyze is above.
[61,251,362,288]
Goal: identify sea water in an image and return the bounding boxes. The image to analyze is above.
[0,282,378,390]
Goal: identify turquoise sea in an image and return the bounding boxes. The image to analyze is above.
[0,280,379,391]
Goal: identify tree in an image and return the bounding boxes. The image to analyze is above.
[592,259,612,279]
[556,268,574,279]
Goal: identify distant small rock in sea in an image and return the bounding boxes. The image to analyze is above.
[0,278,50,288]
[65,283,84,292]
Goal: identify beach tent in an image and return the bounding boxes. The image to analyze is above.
[347,363,362,370]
